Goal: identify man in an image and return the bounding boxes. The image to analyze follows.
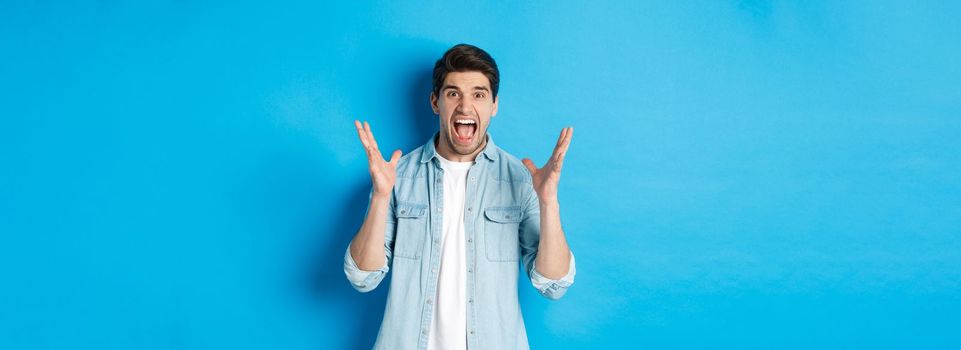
[343,44,576,350]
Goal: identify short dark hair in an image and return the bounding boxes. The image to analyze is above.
[432,44,500,99]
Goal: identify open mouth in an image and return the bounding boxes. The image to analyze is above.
[452,118,477,145]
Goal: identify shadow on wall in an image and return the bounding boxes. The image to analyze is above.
[304,40,443,349]
[401,50,442,146]
[307,180,391,349]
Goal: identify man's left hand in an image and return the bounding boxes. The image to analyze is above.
[522,127,573,204]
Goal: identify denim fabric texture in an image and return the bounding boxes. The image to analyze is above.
[344,133,575,349]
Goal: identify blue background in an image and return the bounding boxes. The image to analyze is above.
[2,1,960,349]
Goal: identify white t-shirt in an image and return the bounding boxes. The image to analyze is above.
[426,155,577,349]
[427,156,473,350]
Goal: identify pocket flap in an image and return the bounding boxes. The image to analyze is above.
[396,202,427,218]
[484,206,523,223]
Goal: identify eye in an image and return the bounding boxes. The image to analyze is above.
[474,92,486,99]
[447,91,459,98]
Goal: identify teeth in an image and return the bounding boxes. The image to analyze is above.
[454,120,476,125]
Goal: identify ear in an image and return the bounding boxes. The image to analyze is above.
[491,95,499,117]
[430,92,439,115]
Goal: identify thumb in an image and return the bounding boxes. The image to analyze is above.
[389,149,402,167]
[521,158,537,175]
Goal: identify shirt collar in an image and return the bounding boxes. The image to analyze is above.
[420,132,499,164]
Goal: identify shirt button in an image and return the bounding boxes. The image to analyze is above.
[400,209,406,214]
[467,238,472,243]
[431,267,437,273]
[468,207,472,212]
[427,299,433,305]
[469,177,475,181]
[468,268,473,273]
[469,299,473,303]
[433,239,439,244]
[470,331,475,335]
[422,329,428,335]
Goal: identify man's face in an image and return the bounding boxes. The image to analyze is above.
[431,71,498,160]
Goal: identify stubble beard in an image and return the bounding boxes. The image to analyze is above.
[440,124,487,157]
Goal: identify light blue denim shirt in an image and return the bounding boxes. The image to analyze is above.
[343,133,576,349]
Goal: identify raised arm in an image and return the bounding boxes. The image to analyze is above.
[344,120,402,292]
[521,127,574,280]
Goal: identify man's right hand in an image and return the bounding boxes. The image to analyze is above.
[355,120,402,198]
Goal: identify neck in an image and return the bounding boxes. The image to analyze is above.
[435,133,487,162]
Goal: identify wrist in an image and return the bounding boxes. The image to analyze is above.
[538,198,559,208]
[371,192,391,204]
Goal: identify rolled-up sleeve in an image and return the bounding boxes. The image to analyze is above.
[343,246,389,293]
[530,250,576,300]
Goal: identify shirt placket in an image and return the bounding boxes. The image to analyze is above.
[464,161,482,349]
[419,162,444,349]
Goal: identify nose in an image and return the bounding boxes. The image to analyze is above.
[455,98,471,115]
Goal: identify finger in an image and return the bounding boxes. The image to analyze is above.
[355,120,371,149]
[558,127,573,154]
[553,127,567,149]
[551,128,574,172]
[549,127,569,161]
[521,158,538,176]
[389,149,402,167]
[356,120,376,161]
[364,121,379,150]
[554,151,566,173]
[363,121,383,160]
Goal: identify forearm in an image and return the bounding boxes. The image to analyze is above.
[534,199,571,279]
[349,194,391,271]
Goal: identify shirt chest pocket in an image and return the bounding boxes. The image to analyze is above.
[483,206,523,262]
[393,202,428,259]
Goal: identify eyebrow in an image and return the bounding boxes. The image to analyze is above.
[442,85,490,92]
